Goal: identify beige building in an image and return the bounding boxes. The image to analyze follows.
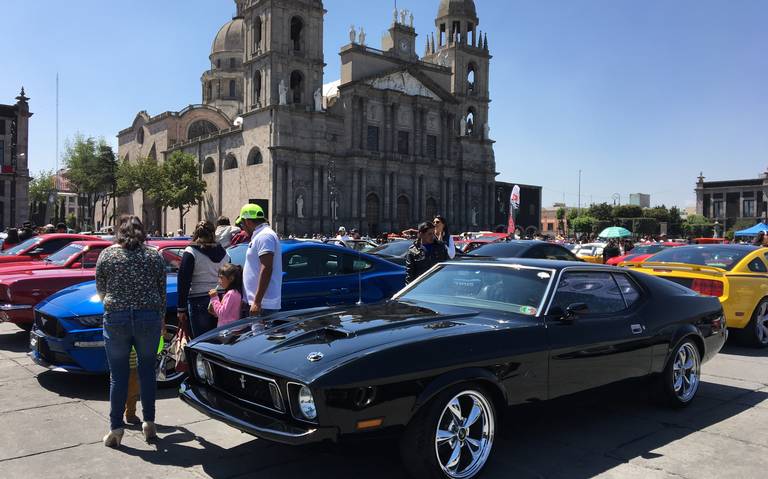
[0,88,32,230]
[111,0,496,236]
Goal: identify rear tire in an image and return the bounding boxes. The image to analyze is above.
[156,323,186,388]
[400,385,496,479]
[744,299,768,349]
[659,338,701,408]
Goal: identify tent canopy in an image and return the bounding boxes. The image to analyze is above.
[734,222,768,237]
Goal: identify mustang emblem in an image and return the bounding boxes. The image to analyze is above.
[239,375,247,389]
[307,352,324,362]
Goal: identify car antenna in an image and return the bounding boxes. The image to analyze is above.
[356,243,364,306]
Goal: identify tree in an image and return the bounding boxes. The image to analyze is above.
[29,170,56,204]
[156,151,207,228]
[613,204,643,219]
[643,206,670,224]
[62,135,118,228]
[572,215,597,234]
[556,207,566,235]
[587,202,614,221]
[682,214,713,238]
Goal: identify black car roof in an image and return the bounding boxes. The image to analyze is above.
[448,257,612,271]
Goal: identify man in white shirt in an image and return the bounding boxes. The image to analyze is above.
[337,226,351,241]
[236,204,283,317]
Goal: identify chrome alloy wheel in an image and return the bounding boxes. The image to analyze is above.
[672,343,700,403]
[755,302,768,345]
[156,324,185,385]
[434,390,495,479]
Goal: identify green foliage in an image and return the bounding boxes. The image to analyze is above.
[567,208,579,222]
[634,218,659,235]
[29,170,56,204]
[572,215,597,234]
[62,135,118,224]
[685,214,711,225]
[613,204,644,219]
[157,151,207,217]
[643,206,670,223]
[66,213,77,230]
[587,203,614,221]
[556,207,566,221]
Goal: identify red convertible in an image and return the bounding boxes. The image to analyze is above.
[0,240,112,275]
[0,234,96,264]
[0,240,188,331]
[606,242,684,266]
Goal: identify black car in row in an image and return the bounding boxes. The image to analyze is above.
[181,258,726,479]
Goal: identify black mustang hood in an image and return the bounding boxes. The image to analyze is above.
[191,300,506,382]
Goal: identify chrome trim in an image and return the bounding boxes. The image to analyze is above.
[391,262,558,318]
[203,356,286,415]
[286,381,319,425]
[0,304,32,311]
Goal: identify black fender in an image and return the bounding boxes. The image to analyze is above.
[667,324,705,363]
[410,367,507,422]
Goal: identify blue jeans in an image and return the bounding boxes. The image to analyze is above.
[188,296,217,339]
[103,309,163,431]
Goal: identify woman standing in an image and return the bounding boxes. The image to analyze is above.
[96,215,167,447]
[433,215,456,259]
[177,221,230,338]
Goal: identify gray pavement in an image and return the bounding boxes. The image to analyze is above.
[0,321,766,479]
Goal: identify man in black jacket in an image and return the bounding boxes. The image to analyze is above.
[405,222,448,284]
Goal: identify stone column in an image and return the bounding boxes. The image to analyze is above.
[321,166,329,217]
[275,162,284,217]
[352,168,359,218]
[312,166,320,218]
[286,164,295,217]
[384,172,391,223]
[360,169,367,223]
[391,174,398,219]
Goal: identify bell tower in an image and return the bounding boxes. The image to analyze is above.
[239,0,325,111]
[427,0,491,139]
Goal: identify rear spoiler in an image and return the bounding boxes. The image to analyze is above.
[624,261,726,276]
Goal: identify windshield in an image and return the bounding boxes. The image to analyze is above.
[1,237,41,256]
[647,246,754,271]
[398,263,554,315]
[370,241,411,257]
[227,244,249,267]
[469,243,528,257]
[631,244,665,255]
[45,244,85,266]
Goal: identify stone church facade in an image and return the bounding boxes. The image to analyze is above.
[113,0,496,236]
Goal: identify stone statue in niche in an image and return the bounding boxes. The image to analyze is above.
[314,88,323,112]
[358,28,366,46]
[331,197,340,220]
[471,207,478,227]
[460,116,467,136]
[483,123,490,139]
[400,10,407,25]
[278,80,288,106]
[393,8,399,24]
[409,12,414,27]
[349,25,357,44]
[296,195,305,218]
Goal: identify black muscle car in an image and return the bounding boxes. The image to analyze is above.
[180,259,727,479]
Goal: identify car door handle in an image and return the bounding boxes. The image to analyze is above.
[330,288,350,295]
[631,324,644,335]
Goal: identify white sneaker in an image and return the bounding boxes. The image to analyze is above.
[102,428,124,448]
[142,421,157,442]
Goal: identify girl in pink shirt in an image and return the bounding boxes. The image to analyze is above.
[208,264,243,327]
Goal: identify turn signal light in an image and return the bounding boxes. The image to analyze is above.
[356,418,384,430]
[691,279,724,297]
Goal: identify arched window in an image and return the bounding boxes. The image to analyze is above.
[202,157,216,174]
[290,17,303,51]
[223,153,238,170]
[397,196,411,231]
[206,81,213,101]
[254,17,263,51]
[253,71,262,106]
[247,147,263,166]
[426,198,438,221]
[467,63,477,92]
[148,144,157,162]
[136,127,145,145]
[290,70,304,104]
[466,109,476,136]
[187,120,219,140]
[366,193,381,235]
[229,79,236,98]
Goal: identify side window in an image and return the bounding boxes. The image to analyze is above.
[342,254,374,274]
[613,274,642,308]
[552,271,626,315]
[543,245,578,261]
[81,248,104,268]
[161,249,183,272]
[283,252,315,280]
[41,239,72,254]
[318,252,343,276]
[748,257,768,273]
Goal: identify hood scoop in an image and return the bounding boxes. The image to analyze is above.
[266,326,356,349]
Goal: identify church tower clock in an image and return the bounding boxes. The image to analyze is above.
[238,0,325,111]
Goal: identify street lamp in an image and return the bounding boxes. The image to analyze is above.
[612,193,620,206]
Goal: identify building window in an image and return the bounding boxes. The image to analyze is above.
[0,180,5,196]
[0,120,5,134]
[202,157,216,174]
[290,70,304,104]
[230,58,236,69]
[467,63,477,92]
[187,120,219,140]
[466,109,476,136]
[397,131,409,155]
[0,140,4,165]
[229,80,236,98]
[744,199,756,217]
[223,154,238,170]
[712,201,724,218]
[426,135,437,159]
[247,147,263,165]
[254,17,263,51]
[253,71,262,105]
[216,59,221,69]
[367,126,380,152]
[290,17,303,52]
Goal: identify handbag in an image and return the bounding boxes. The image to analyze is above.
[171,327,190,374]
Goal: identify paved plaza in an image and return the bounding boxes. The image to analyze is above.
[0,321,766,479]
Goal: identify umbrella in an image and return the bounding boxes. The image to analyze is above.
[734,223,768,237]
[598,226,632,239]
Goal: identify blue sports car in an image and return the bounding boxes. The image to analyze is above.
[30,241,405,385]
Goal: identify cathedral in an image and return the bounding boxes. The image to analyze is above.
[114,0,496,236]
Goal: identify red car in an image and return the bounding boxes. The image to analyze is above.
[0,234,96,264]
[0,240,112,275]
[606,242,684,266]
[0,240,188,331]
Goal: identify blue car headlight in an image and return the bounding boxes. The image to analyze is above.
[75,315,103,328]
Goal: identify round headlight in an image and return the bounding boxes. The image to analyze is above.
[195,355,208,382]
[298,386,317,420]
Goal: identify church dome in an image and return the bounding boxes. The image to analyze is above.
[211,17,244,55]
[437,0,477,19]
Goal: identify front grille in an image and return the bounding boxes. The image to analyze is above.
[37,336,77,366]
[205,357,285,414]
[35,312,65,339]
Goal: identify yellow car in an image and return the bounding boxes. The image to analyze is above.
[625,244,768,347]
[573,243,606,264]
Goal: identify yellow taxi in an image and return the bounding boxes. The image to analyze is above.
[573,243,606,264]
[625,244,768,347]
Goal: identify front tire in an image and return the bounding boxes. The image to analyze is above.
[156,323,186,388]
[400,385,496,479]
[660,339,701,408]
[744,299,768,348]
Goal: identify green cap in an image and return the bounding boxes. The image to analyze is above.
[235,203,265,224]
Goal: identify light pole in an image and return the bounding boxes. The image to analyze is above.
[577,169,582,214]
[612,193,620,206]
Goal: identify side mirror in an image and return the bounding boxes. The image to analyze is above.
[70,262,83,269]
[563,303,589,321]
[28,247,45,257]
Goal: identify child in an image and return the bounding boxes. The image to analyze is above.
[208,263,244,327]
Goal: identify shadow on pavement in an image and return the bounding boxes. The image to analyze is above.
[720,342,767,358]
[0,328,32,353]
[36,370,179,401]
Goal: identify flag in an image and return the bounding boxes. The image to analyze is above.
[508,185,520,234]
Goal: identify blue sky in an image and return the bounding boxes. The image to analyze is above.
[3,0,766,209]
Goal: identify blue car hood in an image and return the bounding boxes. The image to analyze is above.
[37,275,179,319]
